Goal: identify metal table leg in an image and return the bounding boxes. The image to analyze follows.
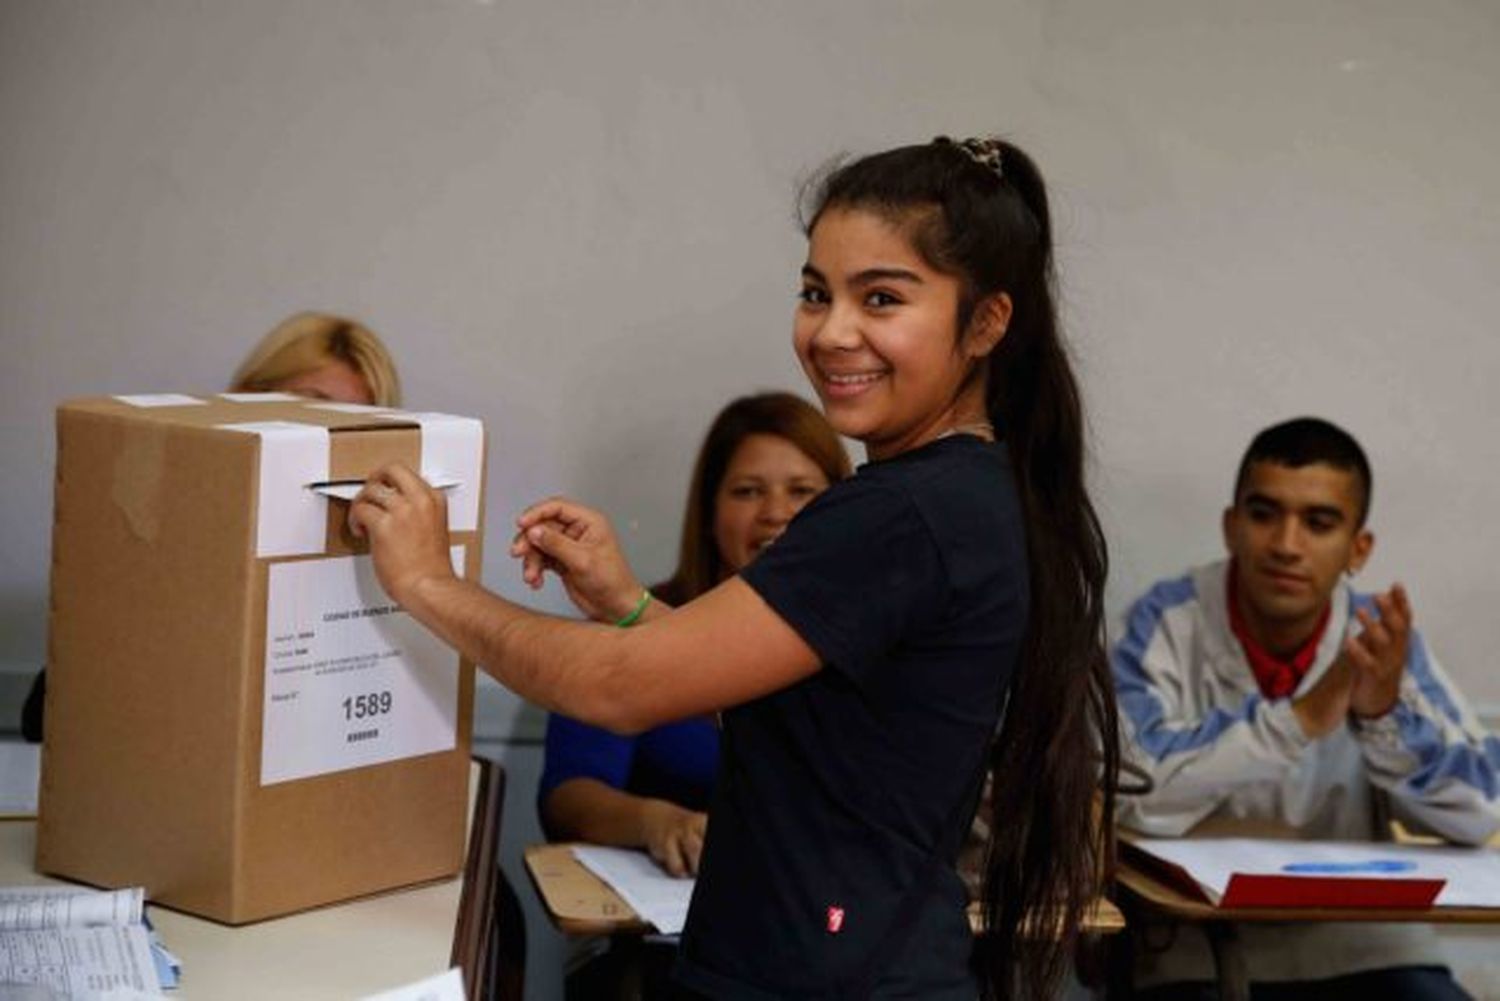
[1203,922,1249,1001]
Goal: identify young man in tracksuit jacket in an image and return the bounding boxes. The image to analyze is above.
[1113,417,1499,1001]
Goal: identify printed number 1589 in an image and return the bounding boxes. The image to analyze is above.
[343,691,393,720]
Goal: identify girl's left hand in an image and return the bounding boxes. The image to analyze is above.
[348,463,458,605]
[510,497,644,623]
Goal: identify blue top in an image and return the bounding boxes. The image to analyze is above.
[676,436,1029,1000]
[538,711,720,828]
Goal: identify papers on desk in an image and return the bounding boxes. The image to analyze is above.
[1128,837,1500,909]
[571,846,694,934]
[0,886,175,998]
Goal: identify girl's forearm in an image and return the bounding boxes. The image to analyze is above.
[402,574,646,732]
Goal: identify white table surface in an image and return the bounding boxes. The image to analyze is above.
[0,777,473,1000]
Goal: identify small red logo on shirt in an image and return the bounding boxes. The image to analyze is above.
[826,905,845,933]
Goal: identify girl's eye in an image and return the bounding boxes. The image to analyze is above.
[729,485,762,499]
[865,290,901,308]
[798,286,829,306]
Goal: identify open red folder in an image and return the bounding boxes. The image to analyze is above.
[1123,837,1447,909]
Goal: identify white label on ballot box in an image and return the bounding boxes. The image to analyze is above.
[261,549,464,785]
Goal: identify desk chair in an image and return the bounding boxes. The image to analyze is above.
[455,756,528,1001]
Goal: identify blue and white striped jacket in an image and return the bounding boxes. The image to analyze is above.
[1115,560,1500,843]
[1112,561,1500,984]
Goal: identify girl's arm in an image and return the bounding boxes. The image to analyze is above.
[350,463,819,733]
[544,778,707,877]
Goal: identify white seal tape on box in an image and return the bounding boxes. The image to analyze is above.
[219,391,303,403]
[217,421,331,557]
[113,393,206,408]
[374,412,484,533]
[307,402,397,414]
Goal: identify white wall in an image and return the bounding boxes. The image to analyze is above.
[4,4,1499,698]
[4,2,1500,999]
[3,8,1499,702]
[4,0,1498,722]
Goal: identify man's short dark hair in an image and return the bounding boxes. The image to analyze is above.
[1233,417,1373,526]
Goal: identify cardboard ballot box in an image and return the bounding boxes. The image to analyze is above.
[37,393,486,924]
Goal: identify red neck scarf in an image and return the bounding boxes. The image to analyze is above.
[1227,562,1331,699]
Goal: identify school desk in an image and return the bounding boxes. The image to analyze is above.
[522,841,1127,937]
[0,757,506,1001]
[1115,848,1500,1001]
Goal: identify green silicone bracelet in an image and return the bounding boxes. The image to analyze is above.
[614,589,652,628]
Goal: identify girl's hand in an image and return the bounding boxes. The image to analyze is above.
[640,800,707,878]
[348,464,458,606]
[510,497,645,623]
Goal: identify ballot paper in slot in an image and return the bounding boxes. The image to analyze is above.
[309,474,463,501]
[1121,837,1500,909]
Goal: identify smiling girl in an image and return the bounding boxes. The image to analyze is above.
[351,137,1118,999]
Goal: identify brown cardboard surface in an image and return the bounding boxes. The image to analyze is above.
[38,395,484,923]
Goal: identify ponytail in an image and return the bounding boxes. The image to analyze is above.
[979,142,1118,999]
[805,138,1119,1000]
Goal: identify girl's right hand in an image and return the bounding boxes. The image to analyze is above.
[511,497,645,623]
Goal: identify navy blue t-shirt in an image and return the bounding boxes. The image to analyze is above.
[675,435,1029,999]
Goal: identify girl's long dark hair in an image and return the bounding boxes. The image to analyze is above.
[805,139,1119,999]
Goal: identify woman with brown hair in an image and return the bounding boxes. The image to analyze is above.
[538,391,850,873]
[537,392,849,999]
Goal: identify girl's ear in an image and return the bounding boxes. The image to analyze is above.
[966,293,1012,360]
